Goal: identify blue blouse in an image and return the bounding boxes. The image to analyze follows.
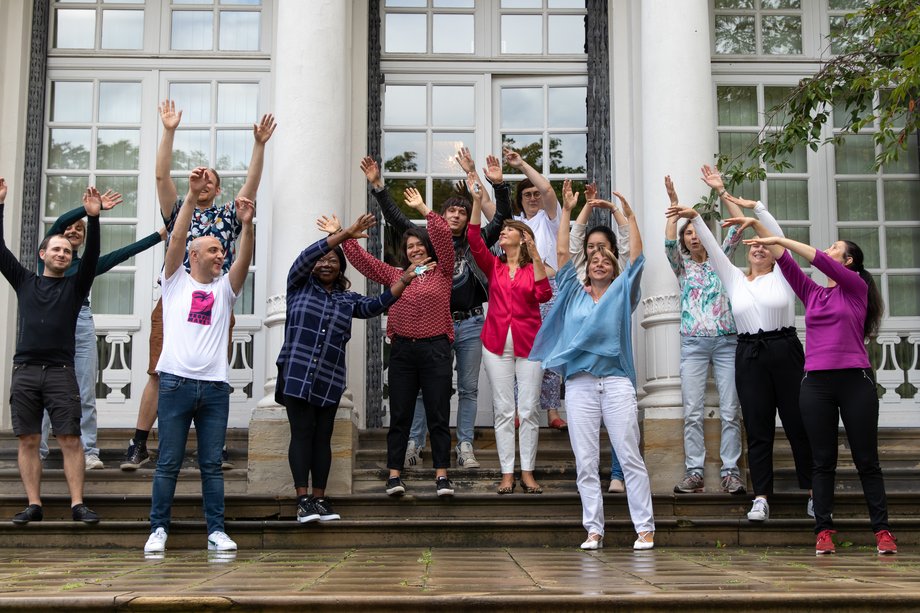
[529,255,644,388]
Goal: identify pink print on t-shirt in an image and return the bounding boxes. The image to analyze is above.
[188,290,214,325]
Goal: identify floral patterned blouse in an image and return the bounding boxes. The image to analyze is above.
[665,225,742,337]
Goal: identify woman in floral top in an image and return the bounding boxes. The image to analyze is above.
[664,174,745,496]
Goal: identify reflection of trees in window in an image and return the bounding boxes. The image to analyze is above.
[384,151,418,173]
[501,135,585,175]
[172,148,209,170]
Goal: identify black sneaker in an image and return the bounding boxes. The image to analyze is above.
[313,497,341,521]
[296,497,320,523]
[72,503,100,524]
[12,504,43,525]
[436,477,454,497]
[386,476,406,497]
[121,439,150,471]
[221,446,234,470]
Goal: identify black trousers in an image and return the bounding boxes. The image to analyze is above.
[735,328,812,496]
[799,368,889,534]
[387,335,453,470]
[283,395,337,490]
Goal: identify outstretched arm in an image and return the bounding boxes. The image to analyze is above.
[237,114,276,202]
[701,164,747,220]
[504,146,559,220]
[361,156,414,236]
[456,147,495,220]
[0,177,29,290]
[228,197,255,294]
[556,178,578,270]
[164,166,206,279]
[75,187,102,295]
[155,100,182,219]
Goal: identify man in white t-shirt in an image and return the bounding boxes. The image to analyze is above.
[143,166,254,555]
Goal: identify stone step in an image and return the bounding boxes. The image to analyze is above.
[0,467,249,496]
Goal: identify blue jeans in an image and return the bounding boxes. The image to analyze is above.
[40,304,98,459]
[409,315,484,448]
[679,334,742,477]
[150,372,230,535]
[610,445,624,481]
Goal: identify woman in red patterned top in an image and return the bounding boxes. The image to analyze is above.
[466,173,553,494]
[341,187,456,498]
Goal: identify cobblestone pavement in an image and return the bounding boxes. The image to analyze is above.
[0,546,918,611]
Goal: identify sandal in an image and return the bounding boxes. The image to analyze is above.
[549,417,568,431]
[497,481,516,495]
[519,480,543,494]
[633,531,655,550]
[580,533,603,550]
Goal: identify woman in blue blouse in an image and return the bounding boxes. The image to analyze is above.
[531,181,654,550]
[275,213,421,524]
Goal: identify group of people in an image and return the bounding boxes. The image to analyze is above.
[0,98,897,555]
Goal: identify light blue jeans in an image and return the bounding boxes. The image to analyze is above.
[40,304,98,459]
[409,314,484,449]
[679,334,742,478]
[610,445,624,481]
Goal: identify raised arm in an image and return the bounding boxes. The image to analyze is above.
[556,178,578,270]
[667,205,742,286]
[164,167,205,279]
[95,230,163,276]
[237,113,276,202]
[75,187,101,296]
[0,178,29,289]
[456,147,495,220]
[612,192,641,265]
[466,181,495,277]
[228,197,255,295]
[504,146,558,220]
[701,164,746,220]
[482,156,512,247]
[155,100,182,219]
[361,156,414,236]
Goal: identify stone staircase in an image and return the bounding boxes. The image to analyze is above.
[0,426,918,550]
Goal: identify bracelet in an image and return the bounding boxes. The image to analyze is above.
[329,227,343,235]
[718,189,727,197]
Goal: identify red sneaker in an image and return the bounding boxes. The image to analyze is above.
[875,530,898,555]
[815,529,836,555]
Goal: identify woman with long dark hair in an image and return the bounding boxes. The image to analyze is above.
[743,228,896,555]
[277,213,418,522]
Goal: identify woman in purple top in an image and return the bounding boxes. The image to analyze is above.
[744,232,896,556]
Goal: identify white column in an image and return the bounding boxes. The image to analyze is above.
[637,0,716,414]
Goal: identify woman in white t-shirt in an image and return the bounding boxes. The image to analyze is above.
[504,146,567,431]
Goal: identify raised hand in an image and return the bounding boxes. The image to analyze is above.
[346,213,377,239]
[253,113,277,144]
[585,182,597,201]
[521,232,541,259]
[723,192,757,209]
[665,205,698,220]
[403,187,426,211]
[484,154,503,184]
[405,256,436,278]
[502,146,524,169]
[189,166,208,193]
[466,172,484,205]
[236,196,255,225]
[0,177,7,203]
[664,175,679,207]
[700,164,725,192]
[159,99,182,131]
[612,191,633,219]
[743,235,781,247]
[99,189,123,211]
[722,216,758,233]
[82,187,102,216]
[455,146,475,173]
[316,214,343,235]
[360,156,383,187]
[562,178,579,212]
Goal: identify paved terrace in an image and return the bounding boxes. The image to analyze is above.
[0,546,918,611]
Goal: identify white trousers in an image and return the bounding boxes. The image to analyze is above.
[481,330,543,473]
[566,373,655,535]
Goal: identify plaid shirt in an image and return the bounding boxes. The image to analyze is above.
[275,237,397,408]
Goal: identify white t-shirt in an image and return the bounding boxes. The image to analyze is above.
[515,203,562,271]
[156,268,239,382]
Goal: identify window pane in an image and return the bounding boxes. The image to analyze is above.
[99,224,139,265]
[233,271,255,315]
[432,132,473,173]
[221,0,262,4]
[103,0,145,3]
[837,227,879,268]
[889,276,920,317]
[51,82,93,122]
[766,144,806,173]
[714,16,755,54]
[216,129,250,170]
[548,0,585,6]
[766,179,807,219]
[432,178,468,210]
[432,86,474,127]
[435,0,475,6]
[384,132,427,173]
[99,82,142,123]
[385,14,426,53]
[500,87,543,129]
[828,0,864,9]
[101,10,144,49]
[384,178,425,224]
[761,0,800,8]
[884,180,920,221]
[501,134,542,172]
[97,129,140,170]
[174,0,214,3]
[384,85,427,126]
[217,83,259,123]
[548,15,584,54]
[883,134,919,175]
[55,9,96,49]
[96,175,138,217]
[836,180,877,221]
[549,87,586,127]
[502,0,541,7]
[887,228,920,269]
[172,130,210,170]
[835,135,875,174]
[501,15,542,54]
[171,11,213,51]
[764,86,794,127]
[386,0,426,6]
[92,272,134,315]
[762,16,802,55]
[219,176,245,201]
[718,132,758,161]
[717,86,757,126]
[432,15,474,54]
[714,0,753,7]
[169,83,211,123]
[49,129,91,169]
[549,133,586,174]
[219,11,260,51]
[783,225,812,273]
[46,176,87,217]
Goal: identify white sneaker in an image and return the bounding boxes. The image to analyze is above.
[85,454,104,470]
[404,441,421,469]
[580,533,603,550]
[455,441,480,468]
[747,497,770,522]
[144,527,168,553]
[207,530,238,552]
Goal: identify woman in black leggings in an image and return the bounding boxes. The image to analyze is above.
[276,212,417,523]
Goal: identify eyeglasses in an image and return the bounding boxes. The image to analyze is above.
[521,191,542,200]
